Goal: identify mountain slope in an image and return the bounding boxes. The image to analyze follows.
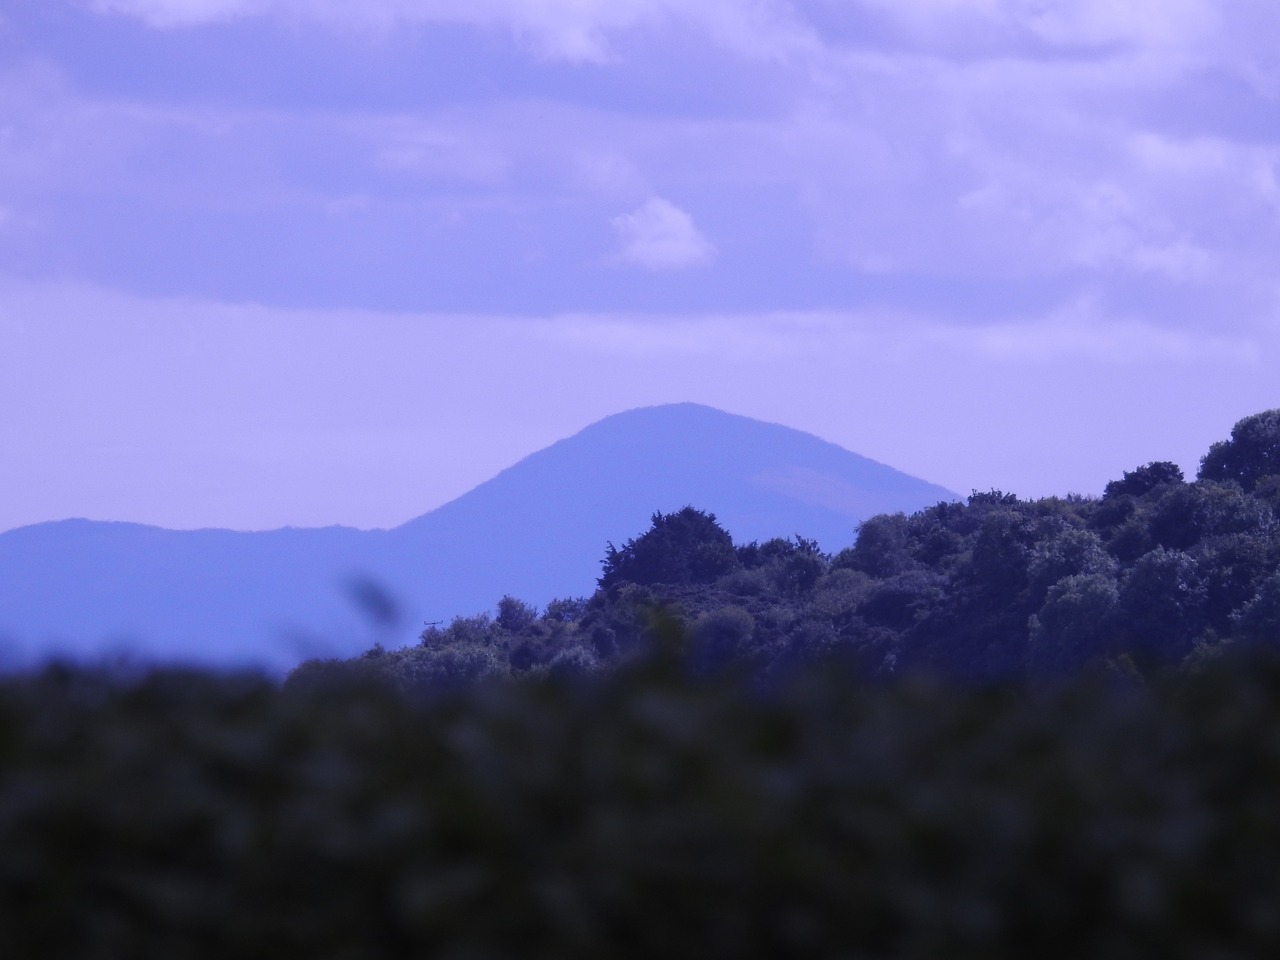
[0,404,955,671]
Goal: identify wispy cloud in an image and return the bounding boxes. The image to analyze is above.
[532,307,1263,367]
[87,0,818,61]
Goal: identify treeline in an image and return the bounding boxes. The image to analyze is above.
[296,410,1280,694]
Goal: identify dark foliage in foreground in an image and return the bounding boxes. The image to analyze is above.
[4,646,1280,958]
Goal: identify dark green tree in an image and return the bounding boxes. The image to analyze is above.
[1232,573,1280,650]
[743,536,828,595]
[1103,461,1184,500]
[543,597,589,624]
[599,507,739,589]
[689,606,758,673]
[1199,409,1280,491]
[1027,528,1117,608]
[496,595,538,633]
[840,513,914,578]
[1027,573,1120,678]
[1148,480,1274,551]
[858,570,944,632]
[1117,547,1208,664]
[1194,532,1279,630]
[394,643,507,693]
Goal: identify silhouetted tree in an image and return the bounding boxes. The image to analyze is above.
[496,595,538,633]
[599,507,739,589]
[1200,409,1280,491]
[1103,461,1184,500]
[840,513,915,578]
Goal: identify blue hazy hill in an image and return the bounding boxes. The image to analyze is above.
[0,404,956,672]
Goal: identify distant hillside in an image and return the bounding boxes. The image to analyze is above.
[0,404,955,671]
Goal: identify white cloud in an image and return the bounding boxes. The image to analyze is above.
[611,197,715,270]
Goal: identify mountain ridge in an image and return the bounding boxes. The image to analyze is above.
[0,404,956,671]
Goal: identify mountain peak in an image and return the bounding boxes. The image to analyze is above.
[2,405,955,670]
[409,402,954,547]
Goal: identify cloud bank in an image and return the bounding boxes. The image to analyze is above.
[0,1,1278,531]
[9,0,1263,326]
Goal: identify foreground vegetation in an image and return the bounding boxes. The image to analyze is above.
[3,410,1280,955]
[4,648,1280,957]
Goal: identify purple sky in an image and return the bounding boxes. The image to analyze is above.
[2,0,1278,533]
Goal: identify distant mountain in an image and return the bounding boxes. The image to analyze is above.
[0,404,956,672]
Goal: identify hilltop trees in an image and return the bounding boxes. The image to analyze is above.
[305,410,1280,692]
[1199,409,1280,491]
[1103,461,1184,500]
[599,507,739,589]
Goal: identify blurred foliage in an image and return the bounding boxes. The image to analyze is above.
[5,651,1280,956]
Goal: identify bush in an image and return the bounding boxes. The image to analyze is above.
[5,656,1280,957]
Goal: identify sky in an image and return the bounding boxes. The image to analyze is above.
[2,0,1279,533]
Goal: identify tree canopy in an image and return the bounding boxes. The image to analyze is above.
[305,411,1280,693]
[599,506,739,590]
[1199,408,1280,491]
